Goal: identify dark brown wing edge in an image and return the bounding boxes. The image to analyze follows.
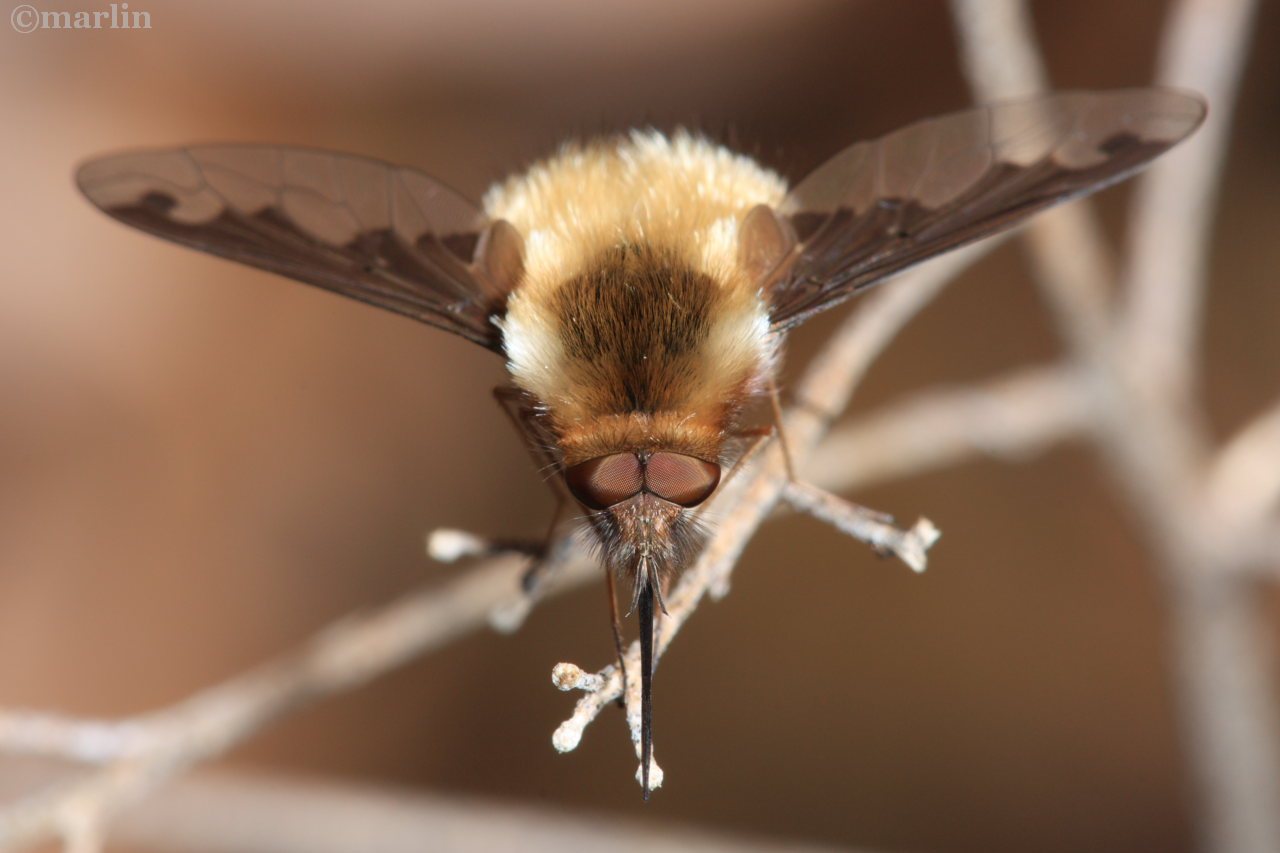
[767,88,1207,331]
[76,145,522,351]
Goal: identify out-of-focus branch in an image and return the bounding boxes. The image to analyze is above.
[950,0,1114,354]
[0,551,583,850]
[951,2,1273,852]
[953,0,1201,539]
[1123,0,1260,403]
[0,760,850,853]
[0,714,156,766]
[789,238,1005,421]
[949,0,1047,95]
[1207,399,1280,527]
[807,366,1090,493]
[1118,2,1272,850]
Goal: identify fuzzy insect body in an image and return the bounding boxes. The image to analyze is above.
[76,89,1206,797]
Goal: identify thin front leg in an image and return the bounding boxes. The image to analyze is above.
[493,385,577,594]
[429,386,575,595]
[716,427,773,495]
[706,378,791,501]
[766,374,797,482]
[605,568,629,709]
[518,502,575,593]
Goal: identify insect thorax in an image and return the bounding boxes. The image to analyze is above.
[502,241,773,466]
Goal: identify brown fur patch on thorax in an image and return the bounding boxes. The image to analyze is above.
[549,243,726,417]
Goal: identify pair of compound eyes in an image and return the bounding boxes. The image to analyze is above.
[565,451,721,510]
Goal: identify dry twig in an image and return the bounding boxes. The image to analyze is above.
[2,1,1274,848]
[0,242,994,848]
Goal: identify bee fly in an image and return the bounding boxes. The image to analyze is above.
[77,88,1205,797]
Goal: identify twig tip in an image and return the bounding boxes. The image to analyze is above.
[635,757,664,792]
[552,720,584,753]
[900,517,942,573]
[426,528,487,563]
[551,662,603,693]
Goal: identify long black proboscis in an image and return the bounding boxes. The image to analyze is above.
[638,580,655,801]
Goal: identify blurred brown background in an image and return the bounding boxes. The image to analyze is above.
[2,1,1279,850]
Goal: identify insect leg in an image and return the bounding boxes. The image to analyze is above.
[766,374,797,482]
[713,377,797,497]
[716,427,773,494]
[605,568,629,710]
[428,386,573,583]
[489,385,581,593]
[761,380,904,557]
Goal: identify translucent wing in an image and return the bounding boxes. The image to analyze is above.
[764,88,1206,331]
[77,145,526,351]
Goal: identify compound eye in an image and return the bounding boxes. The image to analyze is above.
[564,453,644,509]
[645,452,721,507]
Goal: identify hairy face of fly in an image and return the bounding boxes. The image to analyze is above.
[565,449,720,585]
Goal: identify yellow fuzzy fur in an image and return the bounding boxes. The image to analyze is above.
[486,130,788,425]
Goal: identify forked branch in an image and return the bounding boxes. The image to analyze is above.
[0,1,1272,848]
[0,243,994,848]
